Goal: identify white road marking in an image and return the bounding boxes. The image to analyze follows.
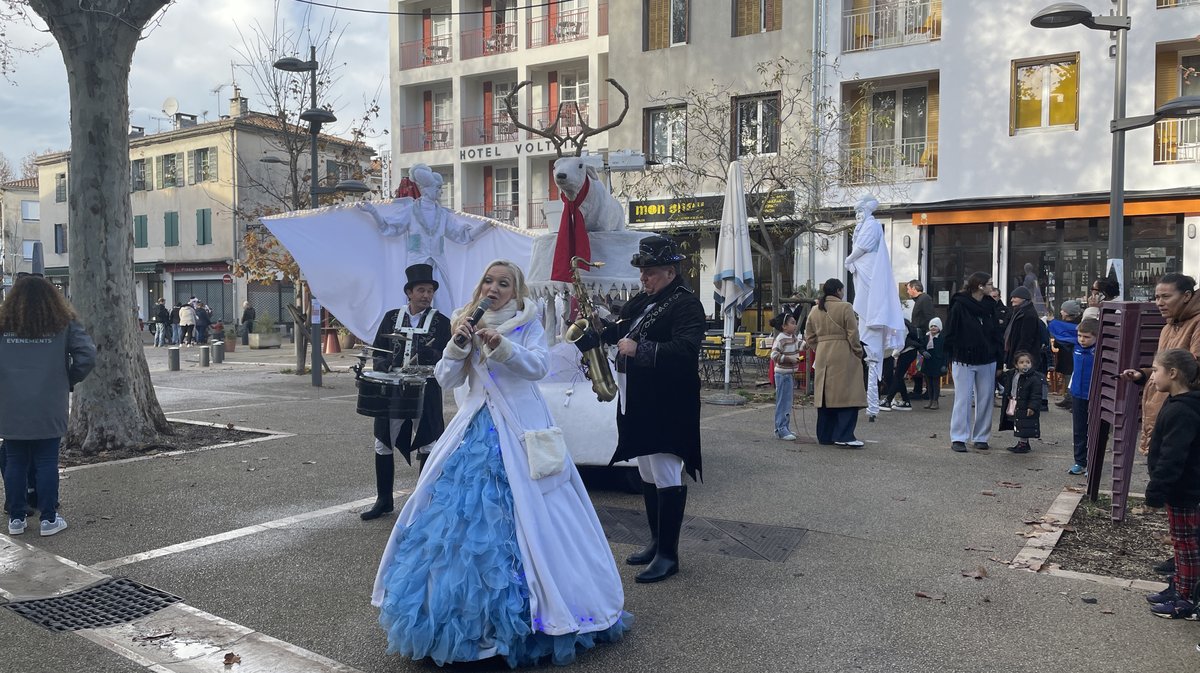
[92,490,410,571]
[164,393,358,416]
[154,385,297,400]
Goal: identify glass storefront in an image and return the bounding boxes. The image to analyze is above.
[927,223,993,304]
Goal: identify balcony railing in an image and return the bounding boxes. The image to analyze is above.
[400,122,455,153]
[527,8,588,49]
[529,199,551,229]
[526,101,609,136]
[463,203,519,227]
[461,115,520,147]
[843,136,938,184]
[843,0,941,53]
[461,22,517,60]
[1158,0,1200,7]
[1154,118,1200,165]
[598,0,609,35]
[399,35,453,70]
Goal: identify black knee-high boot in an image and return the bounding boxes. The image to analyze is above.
[626,482,659,565]
[361,453,395,521]
[636,485,686,583]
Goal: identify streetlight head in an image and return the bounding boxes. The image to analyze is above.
[273,56,316,72]
[300,107,337,124]
[1031,2,1093,29]
[335,179,372,194]
[1156,95,1200,120]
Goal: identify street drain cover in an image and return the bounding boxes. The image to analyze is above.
[595,506,807,563]
[3,578,182,632]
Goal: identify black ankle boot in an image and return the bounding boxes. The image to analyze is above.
[636,485,687,583]
[361,453,395,521]
[626,482,659,565]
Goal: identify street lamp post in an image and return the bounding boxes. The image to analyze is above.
[273,46,370,387]
[1032,2,1200,301]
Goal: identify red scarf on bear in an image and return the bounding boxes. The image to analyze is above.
[550,178,592,282]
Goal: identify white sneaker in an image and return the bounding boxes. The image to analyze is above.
[40,515,66,537]
[779,433,797,441]
[8,518,26,535]
[835,440,866,448]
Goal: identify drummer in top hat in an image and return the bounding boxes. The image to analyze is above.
[361,263,453,521]
[576,234,705,583]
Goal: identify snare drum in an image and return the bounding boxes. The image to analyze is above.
[356,370,427,419]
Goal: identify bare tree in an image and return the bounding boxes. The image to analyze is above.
[10,0,175,455]
[230,2,381,374]
[0,152,13,184]
[18,149,39,179]
[617,55,904,312]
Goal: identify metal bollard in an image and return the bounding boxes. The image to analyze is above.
[167,346,180,371]
[211,341,224,363]
[200,345,210,367]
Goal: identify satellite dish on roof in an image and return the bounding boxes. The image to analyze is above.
[162,97,179,117]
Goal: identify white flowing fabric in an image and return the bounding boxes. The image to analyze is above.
[845,197,905,417]
[713,161,755,389]
[371,302,625,637]
[260,199,534,341]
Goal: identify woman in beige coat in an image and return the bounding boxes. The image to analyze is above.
[805,278,867,447]
[1120,273,1200,454]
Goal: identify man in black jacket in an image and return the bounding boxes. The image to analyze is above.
[361,263,452,521]
[907,280,935,398]
[579,235,704,584]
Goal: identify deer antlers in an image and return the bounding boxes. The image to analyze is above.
[501,78,630,157]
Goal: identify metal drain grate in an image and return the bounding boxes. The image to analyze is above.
[595,506,808,563]
[3,578,183,632]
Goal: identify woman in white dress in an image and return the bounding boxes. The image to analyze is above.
[372,260,631,667]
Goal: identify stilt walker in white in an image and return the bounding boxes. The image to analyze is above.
[844,196,906,421]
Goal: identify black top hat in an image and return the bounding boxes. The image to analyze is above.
[404,263,439,292]
[630,235,686,268]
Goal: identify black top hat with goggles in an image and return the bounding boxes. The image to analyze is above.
[630,235,685,268]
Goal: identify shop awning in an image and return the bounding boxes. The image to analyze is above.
[914,197,1200,226]
[133,262,161,274]
[44,266,68,277]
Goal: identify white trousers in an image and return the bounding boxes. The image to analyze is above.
[861,327,885,417]
[373,419,432,456]
[636,453,684,488]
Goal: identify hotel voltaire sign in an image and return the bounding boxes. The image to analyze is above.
[628,191,795,225]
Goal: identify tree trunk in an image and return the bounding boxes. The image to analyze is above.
[30,1,173,454]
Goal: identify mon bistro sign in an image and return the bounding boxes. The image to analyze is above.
[628,190,796,225]
[460,139,559,161]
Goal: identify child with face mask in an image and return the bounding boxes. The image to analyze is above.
[998,350,1044,453]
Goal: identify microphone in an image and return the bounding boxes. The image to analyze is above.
[454,297,494,347]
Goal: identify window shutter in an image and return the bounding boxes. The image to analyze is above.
[155,156,164,189]
[196,209,202,244]
[145,158,154,191]
[210,147,218,180]
[647,0,668,50]
[176,153,185,186]
[484,166,494,211]
[767,0,781,31]
[187,150,196,185]
[129,162,135,192]
[548,160,559,200]
[926,79,939,176]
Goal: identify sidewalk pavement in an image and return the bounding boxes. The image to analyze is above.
[0,349,1196,672]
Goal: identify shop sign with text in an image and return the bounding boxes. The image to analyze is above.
[628,191,795,225]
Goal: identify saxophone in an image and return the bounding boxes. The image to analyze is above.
[564,256,618,402]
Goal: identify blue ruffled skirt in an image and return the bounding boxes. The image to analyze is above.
[378,408,631,667]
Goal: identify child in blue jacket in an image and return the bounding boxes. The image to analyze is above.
[1067,319,1098,475]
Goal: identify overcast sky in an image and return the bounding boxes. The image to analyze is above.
[0,0,391,171]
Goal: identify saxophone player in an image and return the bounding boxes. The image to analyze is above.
[573,234,705,584]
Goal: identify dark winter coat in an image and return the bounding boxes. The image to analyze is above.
[998,368,1043,439]
[0,321,96,439]
[151,304,170,325]
[1145,390,1200,509]
[600,276,705,481]
[1004,301,1043,371]
[370,307,451,462]
[911,292,935,336]
[943,292,1002,366]
[169,305,182,325]
[920,334,945,377]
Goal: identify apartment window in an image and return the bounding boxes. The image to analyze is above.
[164,211,179,247]
[54,173,66,202]
[494,81,516,124]
[156,153,184,188]
[325,160,351,181]
[869,85,928,169]
[134,215,148,248]
[734,0,782,36]
[188,147,217,183]
[20,200,38,221]
[560,70,589,106]
[433,91,453,127]
[734,93,780,156]
[131,158,148,191]
[494,167,519,211]
[196,208,212,245]
[1011,54,1079,133]
[53,223,67,254]
[645,0,688,50]
[21,240,35,260]
[646,106,687,164]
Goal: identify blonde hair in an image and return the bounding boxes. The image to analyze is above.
[452,260,530,332]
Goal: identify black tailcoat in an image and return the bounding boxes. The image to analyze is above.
[600,278,705,481]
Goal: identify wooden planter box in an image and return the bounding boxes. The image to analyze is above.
[249,332,282,349]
